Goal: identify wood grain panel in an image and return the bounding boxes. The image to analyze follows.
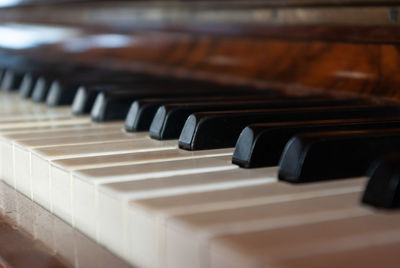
[13,30,399,101]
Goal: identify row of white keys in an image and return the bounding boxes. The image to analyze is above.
[3,92,391,268]
[50,148,233,225]
[0,96,248,254]
[9,122,134,194]
[0,92,72,117]
[126,176,366,268]
[147,177,400,268]
[1,121,150,194]
[0,100,285,267]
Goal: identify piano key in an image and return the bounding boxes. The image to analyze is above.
[0,121,122,181]
[208,212,400,268]
[72,85,120,115]
[71,77,229,116]
[1,121,123,140]
[0,116,91,130]
[46,79,80,106]
[97,167,275,261]
[0,119,96,135]
[90,86,268,122]
[53,147,233,170]
[167,192,362,268]
[73,85,167,116]
[273,239,400,268]
[179,105,400,150]
[6,130,148,196]
[16,131,144,148]
[127,177,364,267]
[0,119,99,187]
[72,156,233,239]
[233,117,400,168]
[69,79,162,115]
[278,129,400,183]
[28,138,177,209]
[72,81,197,116]
[18,72,36,98]
[1,70,24,91]
[362,153,400,208]
[125,94,285,132]
[90,90,184,122]
[31,76,52,102]
[149,98,364,140]
[49,148,233,225]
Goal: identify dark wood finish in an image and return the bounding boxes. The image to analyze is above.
[0,218,67,268]
[12,31,399,102]
[0,2,398,101]
[0,181,131,268]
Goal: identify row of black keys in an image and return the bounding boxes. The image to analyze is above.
[1,59,400,209]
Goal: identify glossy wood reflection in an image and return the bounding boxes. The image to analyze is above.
[18,31,400,102]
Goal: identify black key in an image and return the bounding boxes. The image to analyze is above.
[71,85,123,115]
[72,80,191,115]
[1,70,24,91]
[278,129,400,183]
[46,79,79,106]
[45,69,140,106]
[73,77,255,116]
[179,105,400,150]
[31,76,53,102]
[362,153,400,209]
[91,87,276,122]
[233,117,400,168]
[91,90,145,121]
[19,73,37,98]
[125,94,306,132]
[150,98,363,140]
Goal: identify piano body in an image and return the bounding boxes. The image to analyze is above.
[0,0,399,267]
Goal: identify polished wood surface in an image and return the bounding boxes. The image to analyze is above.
[0,219,66,268]
[0,181,130,268]
[12,32,399,102]
[0,1,398,102]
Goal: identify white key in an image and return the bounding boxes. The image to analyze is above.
[3,123,141,195]
[73,155,234,240]
[273,238,400,268]
[0,117,92,187]
[209,212,400,268]
[30,138,176,209]
[50,148,233,225]
[97,167,276,262]
[127,177,365,268]
[165,191,362,268]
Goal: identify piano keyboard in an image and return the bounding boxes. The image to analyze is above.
[0,65,400,268]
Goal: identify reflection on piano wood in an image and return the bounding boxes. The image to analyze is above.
[0,0,399,268]
[0,180,130,268]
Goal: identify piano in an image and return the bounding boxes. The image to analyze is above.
[0,0,399,267]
